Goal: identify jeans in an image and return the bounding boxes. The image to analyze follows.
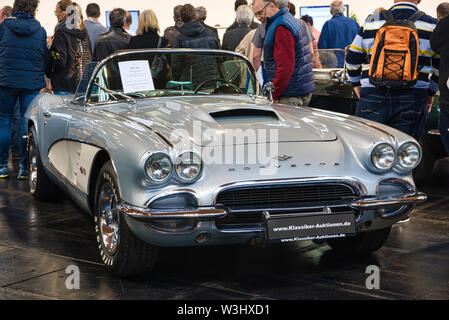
[0,87,40,167]
[356,89,428,141]
[440,110,449,156]
[10,99,20,155]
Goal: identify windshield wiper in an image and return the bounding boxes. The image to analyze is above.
[94,81,136,104]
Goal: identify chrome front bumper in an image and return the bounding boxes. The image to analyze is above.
[119,191,427,221]
[120,178,427,247]
[349,192,427,210]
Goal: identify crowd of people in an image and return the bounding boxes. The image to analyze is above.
[0,0,449,181]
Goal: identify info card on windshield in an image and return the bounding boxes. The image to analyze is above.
[118,60,155,94]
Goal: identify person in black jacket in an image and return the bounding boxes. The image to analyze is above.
[47,2,91,95]
[172,4,220,89]
[431,13,449,155]
[128,9,168,49]
[226,0,259,32]
[173,4,220,49]
[222,5,254,51]
[195,6,219,39]
[93,8,131,61]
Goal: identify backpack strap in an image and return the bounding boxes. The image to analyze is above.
[409,10,426,23]
[157,36,162,48]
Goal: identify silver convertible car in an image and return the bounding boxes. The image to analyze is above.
[25,49,426,276]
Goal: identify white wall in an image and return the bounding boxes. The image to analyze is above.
[1,0,444,36]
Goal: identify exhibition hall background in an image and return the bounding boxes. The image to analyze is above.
[5,0,444,36]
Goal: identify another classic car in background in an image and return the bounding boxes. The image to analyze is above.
[310,49,446,185]
[26,49,426,276]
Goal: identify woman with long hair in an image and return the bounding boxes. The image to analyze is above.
[46,1,91,94]
[128,9,168,49]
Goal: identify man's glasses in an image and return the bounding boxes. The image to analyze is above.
[254,2,270,17]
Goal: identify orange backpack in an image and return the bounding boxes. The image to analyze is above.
[369,10,425,89]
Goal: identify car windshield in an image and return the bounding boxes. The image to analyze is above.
[84,50,260,104]
[314,49,346,69]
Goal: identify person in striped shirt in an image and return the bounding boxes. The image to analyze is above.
[346,0,440,141]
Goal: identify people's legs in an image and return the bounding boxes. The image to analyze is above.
[10,99,20,157]
[17,89,40,175]
[356,92,389,124]
[389,91,427,140]
[0,87,20,177]
[440,110,449,156]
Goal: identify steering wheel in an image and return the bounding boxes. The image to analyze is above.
[194,78,241,94]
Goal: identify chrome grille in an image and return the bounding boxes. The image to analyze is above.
[216,183,357,211]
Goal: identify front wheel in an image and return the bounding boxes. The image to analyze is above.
[28,126,63,201]
[94,161,158,277]
[327,227,391,255]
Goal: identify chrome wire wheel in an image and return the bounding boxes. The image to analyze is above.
[98,182,120,256]
[28,140,38,194]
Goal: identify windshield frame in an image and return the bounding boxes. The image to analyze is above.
[79,49,261,107]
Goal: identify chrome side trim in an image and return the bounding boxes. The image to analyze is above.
[212,177,368,205]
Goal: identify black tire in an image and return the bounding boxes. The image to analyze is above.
[327,227,391,255]
[94,161,158,277]
[28,126,63,201]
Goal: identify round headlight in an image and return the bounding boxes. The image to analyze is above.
[371,143,395,171]
[174,152,202,183]
[397,142,421,170]
[145,153,173,182]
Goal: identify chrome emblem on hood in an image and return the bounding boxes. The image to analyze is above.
[274,155,293,161]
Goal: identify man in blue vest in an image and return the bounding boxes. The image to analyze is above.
[252,0,314,106]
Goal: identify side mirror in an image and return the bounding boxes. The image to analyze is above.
[263,82,275,104]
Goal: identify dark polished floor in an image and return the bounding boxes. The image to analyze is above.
[0,158,448,300]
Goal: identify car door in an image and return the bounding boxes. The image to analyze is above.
[40,98,74,180]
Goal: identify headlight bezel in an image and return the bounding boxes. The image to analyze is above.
[396,141,422,172]
[144,152,173,183]
[174,151,203,184]
[370,142,396,172]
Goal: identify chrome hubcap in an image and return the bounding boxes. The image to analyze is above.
[99,183,119,255]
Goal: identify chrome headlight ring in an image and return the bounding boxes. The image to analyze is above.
[371,143,396,172]
[396,141,421,171]
[174,152,203,184]
[144,152,173,183]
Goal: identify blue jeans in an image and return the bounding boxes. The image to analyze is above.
[356,89,427,141]
[0,87,40,167]
[440,111,449,156]
[10,99,20,155]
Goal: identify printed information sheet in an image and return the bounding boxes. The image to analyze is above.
[118,60,155,94]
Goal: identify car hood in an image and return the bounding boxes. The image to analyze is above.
[105,96,338,147]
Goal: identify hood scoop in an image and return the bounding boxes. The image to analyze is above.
[210,109,279,124]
